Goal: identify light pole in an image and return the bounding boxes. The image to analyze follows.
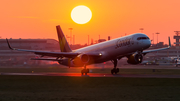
[68,28,73,45]
[73,35,75,45]
[156,32,160,47]
[153,33,154,45]
[88,35,89,45]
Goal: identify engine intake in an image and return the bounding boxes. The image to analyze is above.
[127,54,143,65]
[79,54,90,64]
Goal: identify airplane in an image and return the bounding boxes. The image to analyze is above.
[167,55,180,67]
[6,25,171,75]
[174,57,180,67]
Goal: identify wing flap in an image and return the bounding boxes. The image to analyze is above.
[31,58,63,61]
[34,51,79,58]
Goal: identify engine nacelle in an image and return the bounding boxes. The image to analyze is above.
[78,54,90,64]
[71,54,90,66]
[127,54,143,65]
[80,54,90,63]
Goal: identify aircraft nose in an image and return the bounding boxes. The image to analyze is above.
[147,39,151,47]
[143,39,151,48]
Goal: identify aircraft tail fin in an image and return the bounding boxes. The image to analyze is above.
[56,25,72,52]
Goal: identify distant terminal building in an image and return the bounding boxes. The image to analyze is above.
[157,42,164,47]
[98,39,106,43]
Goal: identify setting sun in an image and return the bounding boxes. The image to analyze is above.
[71,5,92,24]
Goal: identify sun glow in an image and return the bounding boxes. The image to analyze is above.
[71,5,92,24]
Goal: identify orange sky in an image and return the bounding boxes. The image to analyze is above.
[1,0,180,45]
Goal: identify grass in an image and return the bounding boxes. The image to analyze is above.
[0,66,180,101]
[0,76,180,101]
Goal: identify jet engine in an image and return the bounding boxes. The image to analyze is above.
[71,54,91,66]
[127,54,143,64]
[78,54,90,64]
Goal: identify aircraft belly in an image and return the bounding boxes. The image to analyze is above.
[104,45,137,60]
[116,46,134,56]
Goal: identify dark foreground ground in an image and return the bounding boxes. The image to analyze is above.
[0,76,180,101]
[1,66,180,101]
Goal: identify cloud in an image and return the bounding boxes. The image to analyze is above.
[48,19,71,23]
[13,16,38,19]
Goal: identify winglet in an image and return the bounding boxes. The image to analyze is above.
[6,38,14,50]
[168,37,171,48]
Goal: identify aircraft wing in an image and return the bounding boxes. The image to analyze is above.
[6,39,102,58]
[10,48,79,58]
[6,39,79,58]
[142,37,171,55]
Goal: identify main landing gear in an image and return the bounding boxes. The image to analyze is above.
[81,65,89,75]
[111,59,119,74]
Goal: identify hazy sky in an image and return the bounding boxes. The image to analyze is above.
[1,0,180,44]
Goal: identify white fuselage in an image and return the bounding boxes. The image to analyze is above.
[60,33,151,67]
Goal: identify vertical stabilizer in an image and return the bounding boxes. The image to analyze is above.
[56,25,72,52]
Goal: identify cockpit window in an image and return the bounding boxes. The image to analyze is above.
[137,37,149,40]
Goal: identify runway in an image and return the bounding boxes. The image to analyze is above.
[2,72,180,78]
[1,65,180,78]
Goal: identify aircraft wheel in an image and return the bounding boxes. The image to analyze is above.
[81,69,85,75]
[85,69,89,75]
[111,68,119,74]
[81,70,84,75]
[116,68,119,72]
[115,68,119,74]
[86,69,89,73]
[111,70,114,74]
[111,69,116,74]
[81,69,89,75]
[115,70,118,74]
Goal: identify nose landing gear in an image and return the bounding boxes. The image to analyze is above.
[111,59,119,74]
[111,68,119,74]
